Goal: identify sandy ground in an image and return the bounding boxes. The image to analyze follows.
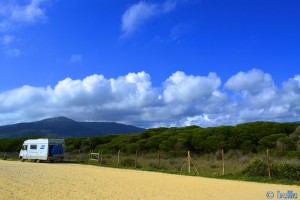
[0,160,299,200]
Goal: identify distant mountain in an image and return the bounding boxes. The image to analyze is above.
[0,117,145,138]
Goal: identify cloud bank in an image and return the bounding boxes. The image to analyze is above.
[0,69,299,127]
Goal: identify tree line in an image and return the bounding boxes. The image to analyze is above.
[1,121,299,157]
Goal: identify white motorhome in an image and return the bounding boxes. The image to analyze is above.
[19,138,65,162]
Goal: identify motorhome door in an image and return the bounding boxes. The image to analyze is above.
[21,144,28,159]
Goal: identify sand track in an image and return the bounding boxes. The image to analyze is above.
[0,160,299,200]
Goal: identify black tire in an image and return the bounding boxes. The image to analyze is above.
[20,157,25,162]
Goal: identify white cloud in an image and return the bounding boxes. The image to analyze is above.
[0,72,160,125]
[0,0,50,57]
[162,0,177,12]
[282,75,300,93]
[279,75,300,116]
[224,68,278,113]
[225,68,275,95]
[0,0,48,31]
[163,71,221,103]
[0,69,300,128]
[2,34,14,45]
[70,54,82,63]
[183,114,213,126]
[170,23,187,43]
[1,34,20,57]
[11,0,47,24]
[5,48,21,57]
[121,0,177,37]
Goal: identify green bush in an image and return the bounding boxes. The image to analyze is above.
[242,159,268,177]
[276,137,296,151]
[242,159,300,181]
[225,150,243,159]
[120,158,136,167]
[285,151,300,159]
[239,156,250,163]
[210,163,218,169]
[149,162,159,169]
[215,150,222,160]
[148,162,168,170]
[271,164,300,181]
[258,134,287,149]
[271,150,300,159]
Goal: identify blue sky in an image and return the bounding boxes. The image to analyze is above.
[0,0,299,127]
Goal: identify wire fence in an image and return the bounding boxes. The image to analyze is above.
[3,149,299,178]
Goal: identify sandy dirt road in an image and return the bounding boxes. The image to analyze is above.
[0,160,299,200]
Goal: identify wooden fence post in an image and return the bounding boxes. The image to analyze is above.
[157,150,160,167]
[117,150,120,167]
[187,151,191,174]
[180,150,199,175]
[222,149,225,175]
[266,149,271,179]
[98,150,101,165]
[135,150,138,168]
[77,149,80,162]
[88,149,91,164]
[99,150,103,166]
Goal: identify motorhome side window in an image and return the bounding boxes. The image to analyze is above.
[22,145,27,150]
[30,145,37,150]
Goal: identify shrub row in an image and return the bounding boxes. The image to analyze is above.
[242,159,300,181]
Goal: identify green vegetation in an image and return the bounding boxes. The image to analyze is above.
[76,151,300,185]
[1,121,299,184]
[242,159,300,181]
[0,136,40,152]
[62,121,300,157]
[1,121,299,156]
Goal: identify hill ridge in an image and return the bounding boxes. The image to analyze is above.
[0,117,145,138]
